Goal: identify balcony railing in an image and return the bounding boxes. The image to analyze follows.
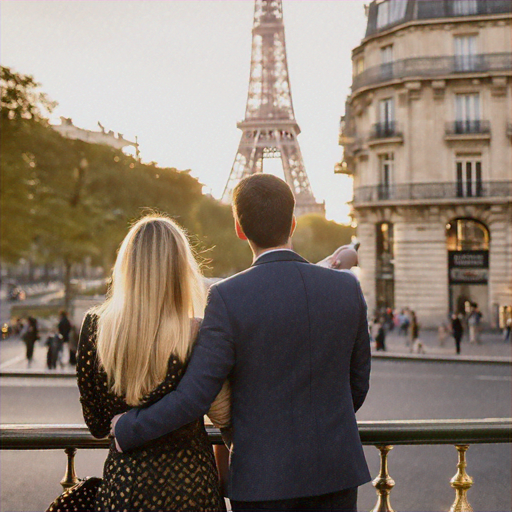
[353,181,512,204]
[370,121,402,140]
[445,120,491,135]
[1,420,510,512]
[352,53,512,91]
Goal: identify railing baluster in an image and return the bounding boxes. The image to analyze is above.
[371,445,395,512]
[60,447,80,491]
[449,445,473,512]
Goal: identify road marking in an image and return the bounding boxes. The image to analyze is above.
[0,355,26,369]
[476,375,512,382]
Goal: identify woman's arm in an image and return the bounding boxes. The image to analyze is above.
[76,313,112,439]
[207,380,231,429]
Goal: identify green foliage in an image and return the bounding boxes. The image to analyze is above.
[1,66,56,121]
[293,214,355,263]
[1,67,349,279]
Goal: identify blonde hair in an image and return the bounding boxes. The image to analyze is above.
[95,214,206,406]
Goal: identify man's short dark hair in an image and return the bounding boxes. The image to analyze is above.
[232,174,295,249]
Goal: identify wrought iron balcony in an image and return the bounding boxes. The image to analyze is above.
[445,120,491,135]
[353,180,512,204]
[370,121,402,140]
[352,53,512,92]
[1,420,511,512]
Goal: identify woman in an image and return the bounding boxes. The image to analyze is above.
[77,215,229,511]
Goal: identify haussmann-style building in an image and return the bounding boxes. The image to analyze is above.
[338,0,512,328]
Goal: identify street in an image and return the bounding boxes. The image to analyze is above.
[1,359,510,512]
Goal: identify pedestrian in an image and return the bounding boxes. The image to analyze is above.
[468,303,482,344]
[375,317,386,351]
[451,313,464,355]
[409,311,419,346]
[398,309,410,337]
[21,316,38,368]
[504,317,511,343]
[438,323,448,347]
[45,327,64,370]
[113,174,371,512]
[68,324,78,366]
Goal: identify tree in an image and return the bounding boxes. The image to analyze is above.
[293,214,355,263]
[1,66,56,121]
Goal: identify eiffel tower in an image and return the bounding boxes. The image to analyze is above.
[222,0,325,217]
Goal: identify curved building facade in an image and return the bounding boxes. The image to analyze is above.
[339,0,511,327]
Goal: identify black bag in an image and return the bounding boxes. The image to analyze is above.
[46,476,102,512]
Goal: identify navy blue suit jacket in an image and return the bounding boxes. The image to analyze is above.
[115,250,371,501]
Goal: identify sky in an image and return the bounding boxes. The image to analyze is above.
[1,0,368,223]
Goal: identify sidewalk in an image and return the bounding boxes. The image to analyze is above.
[373,328,512,364]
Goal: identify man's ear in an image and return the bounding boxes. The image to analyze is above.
[290,216,297,237]
[235,220,248,240]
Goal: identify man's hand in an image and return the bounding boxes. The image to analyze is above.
[316,244,358,270]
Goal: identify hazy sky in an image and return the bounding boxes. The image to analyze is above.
[1,0,368,223]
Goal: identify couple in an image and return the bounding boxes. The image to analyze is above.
[77,174,371,512]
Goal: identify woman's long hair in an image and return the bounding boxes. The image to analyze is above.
[95,215,206,406]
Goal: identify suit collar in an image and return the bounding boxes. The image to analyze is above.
[251,249,309,267]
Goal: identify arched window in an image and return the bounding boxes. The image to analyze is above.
[446,218,489,251]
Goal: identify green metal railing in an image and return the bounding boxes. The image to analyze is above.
[1,419,511,512]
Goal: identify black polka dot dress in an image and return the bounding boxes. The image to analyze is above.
[77,313,226,512]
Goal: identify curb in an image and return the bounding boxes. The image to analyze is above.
[0,370,76,378]
[372,352,512,365]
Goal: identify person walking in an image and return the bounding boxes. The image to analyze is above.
[69,216,231,512]
[451,313,464,355]
[468,303,482,344]
[409,311,420,349]
[21,316,38,368]
[375,317,386,351]
[113,174,371,512]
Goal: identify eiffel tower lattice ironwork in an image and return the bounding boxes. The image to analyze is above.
[222,0,325,217]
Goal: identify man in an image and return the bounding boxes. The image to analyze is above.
[468,303,482,344]
[114,174,371,511]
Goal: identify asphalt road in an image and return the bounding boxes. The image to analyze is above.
[1,359,511,512]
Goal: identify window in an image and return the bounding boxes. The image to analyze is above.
[455,93,480,133]
[378,98,395,136]
[446,219,489,251]
[380,45,394,64]
[456,156,482,197]
[454,35,477,71]
[380,45,394,80]
[376,0,407,29]
[353,57,365,77]
[378,153,394,199]
[376,221,395,310]
[453,0,478,16]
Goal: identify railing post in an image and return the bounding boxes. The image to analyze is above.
[60,447,79,491]
[371,445,396,512]
[449,445,473,512]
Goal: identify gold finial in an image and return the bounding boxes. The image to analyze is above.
[60,447,80,490]
[449,445,474,512]
[371,445,396,512]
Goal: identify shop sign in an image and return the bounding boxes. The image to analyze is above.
[448,250,489,284]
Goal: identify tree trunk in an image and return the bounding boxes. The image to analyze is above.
[64,259,73,313]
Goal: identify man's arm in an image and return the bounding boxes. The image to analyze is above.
[350,279,371,412]
[317,244,358,270]
[114,286,235,452]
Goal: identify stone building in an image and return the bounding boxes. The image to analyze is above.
[53,117,139,155]
[338,0,511,327]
